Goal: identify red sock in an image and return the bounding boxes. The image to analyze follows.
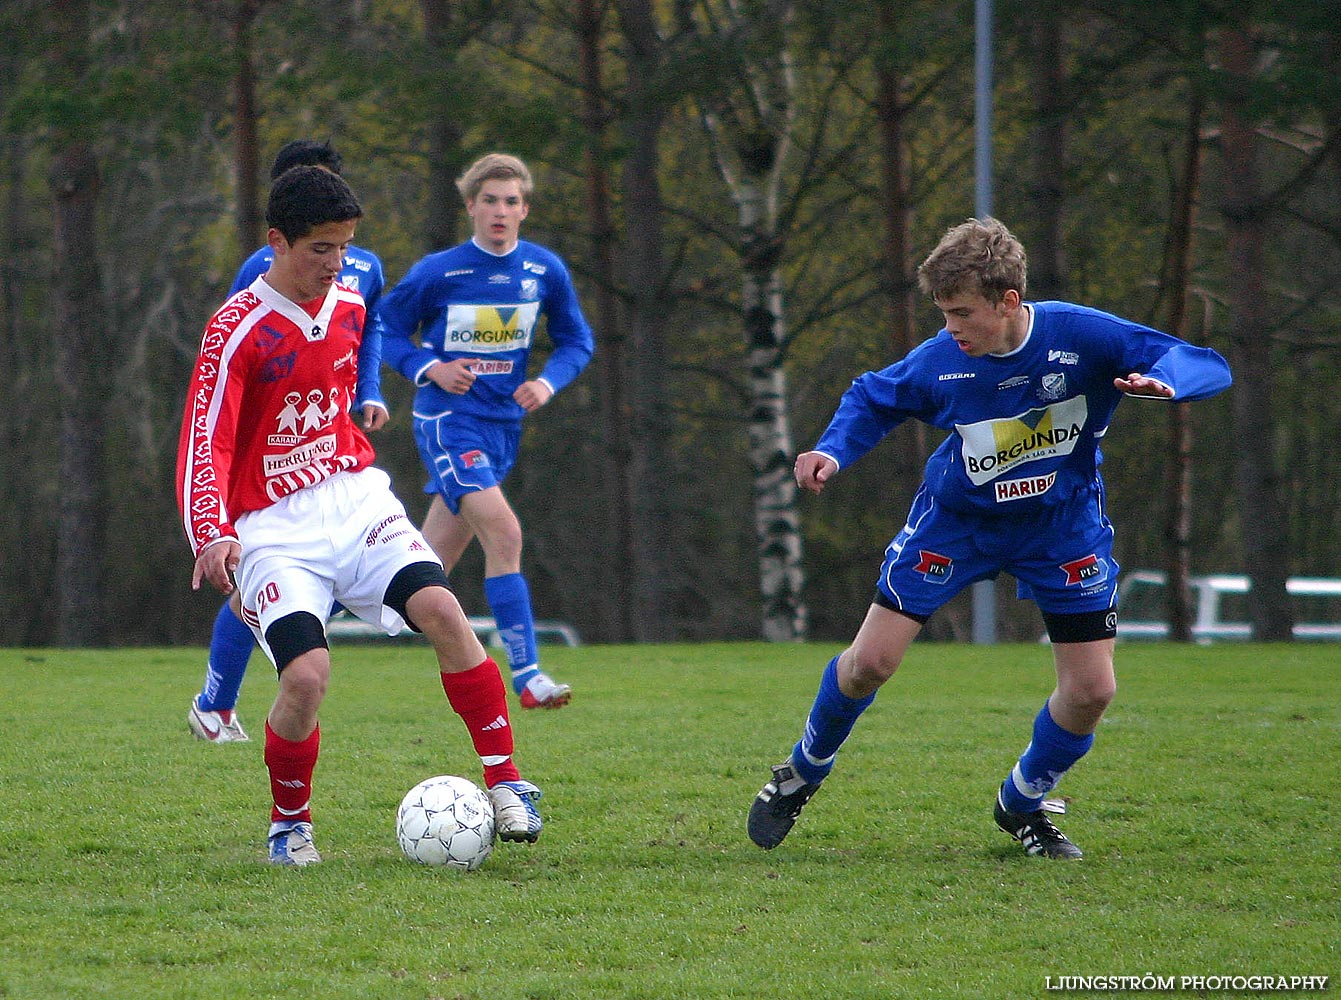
[264,721,319,824]
[440,658,521,787]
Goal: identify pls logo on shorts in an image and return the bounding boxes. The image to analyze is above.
[459,449,490,469]
[1060,554,1108,587]
[916,550,954,585]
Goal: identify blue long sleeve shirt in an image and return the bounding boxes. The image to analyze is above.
[813,300,1233,516]
[378,238,595,423]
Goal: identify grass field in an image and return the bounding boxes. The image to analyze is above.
[0,641,1336,999]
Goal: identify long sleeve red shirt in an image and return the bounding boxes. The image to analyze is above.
[177,277,376,557]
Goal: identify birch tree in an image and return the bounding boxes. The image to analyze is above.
[694,0,807,640]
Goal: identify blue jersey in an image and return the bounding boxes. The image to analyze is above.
[814,300,1232,516]
[232,243,388,415]
[378,238,595,423]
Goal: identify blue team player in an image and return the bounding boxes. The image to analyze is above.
[748,217,1232,858]
[379,153,594,709]
[187,139,390,744]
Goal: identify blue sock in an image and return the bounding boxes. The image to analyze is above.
[199,600,256,712]
[999,702,1095,815]
[790,656,877,785]
[484,573,539,695]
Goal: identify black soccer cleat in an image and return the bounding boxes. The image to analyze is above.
[748,761,822,849]
[994,794,1084,859]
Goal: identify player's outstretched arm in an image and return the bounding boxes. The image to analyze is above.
[1113,372,1175,398]
[794,451,838,495]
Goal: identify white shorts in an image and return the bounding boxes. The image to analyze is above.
[234,467,443,664]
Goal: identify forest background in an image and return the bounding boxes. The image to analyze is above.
[1,0,1337,648]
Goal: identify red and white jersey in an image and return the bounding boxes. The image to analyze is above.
[177,276,376,557]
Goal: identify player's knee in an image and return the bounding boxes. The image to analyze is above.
[1081,676,1117,712]
[481,522,523,564]
[1057,678,1116,725]
[843,645,899,691]
[408,591,475,648]
[385,562,452,632]
[266,611,328,674]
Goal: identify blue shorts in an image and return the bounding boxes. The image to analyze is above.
[876,483,1120,618]
[412,412,521,515]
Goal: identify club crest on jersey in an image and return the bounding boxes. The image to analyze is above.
[1038,372,1067,401]
[1060,554,1108,587]
[521,278,539,301]
[915,550,954,584]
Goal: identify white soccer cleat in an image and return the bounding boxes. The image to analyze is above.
[488,779,544,843]
[519,672,571,710]
[268,821,321,866]
[188,695,250,743]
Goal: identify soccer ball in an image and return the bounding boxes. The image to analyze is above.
[396,775,496,871]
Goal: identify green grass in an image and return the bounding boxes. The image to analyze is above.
[0,642,1336,999]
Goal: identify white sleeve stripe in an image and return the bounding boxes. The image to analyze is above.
[180,305,268,552]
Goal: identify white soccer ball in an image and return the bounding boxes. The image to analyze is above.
[396,774,496,871]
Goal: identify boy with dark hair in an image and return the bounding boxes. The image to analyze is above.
[178,165,545,865]
[188,139,390,745]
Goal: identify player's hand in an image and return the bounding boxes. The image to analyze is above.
[427,358,479,395]
[513,379,553,413]
[794,451,838,494]
[1113,372,1175,398]
[361,402,389,432]
[192,539,242,595]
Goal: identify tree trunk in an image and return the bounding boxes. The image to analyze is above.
[737,137,807,641]
[1026,0,1066,301]
[693,4,807,641]
[874,3,928,473]
[1158,87,1204,642]
[1216,23,1293,640]
[421,0,465,251]
[617,0,677,641]
[576,0,636,641]
[48,0,106,645]
[232,0,262,255]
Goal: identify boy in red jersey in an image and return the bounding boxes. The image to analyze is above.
[177,166,543,865]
